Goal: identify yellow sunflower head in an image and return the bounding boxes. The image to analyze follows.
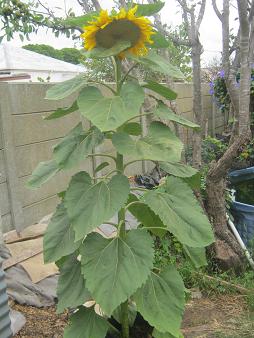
[81,6,155,58]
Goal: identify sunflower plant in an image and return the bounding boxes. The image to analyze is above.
[28,3,214,338]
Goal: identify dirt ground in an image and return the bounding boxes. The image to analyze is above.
[13,295,254,338]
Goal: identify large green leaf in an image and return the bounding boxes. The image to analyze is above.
[63,11,98,28]
[143,81,177,100]
[135,2,165,16]
[46,75,87,100]
[63,306,109,338]
[65,172,130,241]
[131,52,184,79]
[77,81,145,131]
[154,102,200,129]
[53,123,103,169]
[27,159,59,189]
[150,31,169,48]
[134,266,185,337]
[57,254,91,313]
[85,41,131,58]
[120,122,142,136]
[44,101,78,120]
[143,176,214,247]
[43,203,81,263]
[160,161,198,178]
[183,245,207,268]
[80,230,154,315]
[127,194,166,237]
[112,121,183,162]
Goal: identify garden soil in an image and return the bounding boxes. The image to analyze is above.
[13,295,254,338]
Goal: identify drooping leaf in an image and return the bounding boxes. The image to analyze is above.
[43,203,81,263]
[44,101,79,120]
[134,266,185,337]
[85,40,131,58]
[46,75,87,100]
[112,121,183,162]
[150,31,169,48]
[130,52,184,79]
[57,254,91,313]
[153,329,184,338]
[127,194,166,237]
[63,306,109,338]
[154,102,200,129]
[77,81,145,131]
[183,172,201,191]
[94,161,110,174]
[160,162,197,178]
[135,2,165,16]
[80,230,154,315]
[63,11,98,28]
[27,160,59,189]
[65,172,130,241]
[121,122,142,136]
[183,245,207,268]
[53,123,104,169]
[143,81,177,100]
[143,176,214,247]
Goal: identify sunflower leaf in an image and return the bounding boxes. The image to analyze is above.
[27,160,59,189]
[159,162,198,178]
[77,81,144,131]
[130,52,184,79]
[65,172,130,241]
[53,123,104,169]
[85,40,131,58]
[80,229,154,315]
[183,245,208,268]
[112,121,183,162]
[63,11,98,28]
[134,266,185,337]
[135,2,165,16]
[150,31,169,48]
[57,254,91,314]
[46,75,87,100]
[43,202,81,264]
[143,81,177,100]
[63,306,109,338]
[154,102,200,129]
[44,101,78,120]
[143,176,215,247]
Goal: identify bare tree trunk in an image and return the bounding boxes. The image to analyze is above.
[177,0,206,168]
[206,0,252,271]
[192,42,203,168]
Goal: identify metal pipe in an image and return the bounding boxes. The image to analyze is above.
[227,214,254,270]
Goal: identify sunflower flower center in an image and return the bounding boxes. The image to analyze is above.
[95,19,141,49]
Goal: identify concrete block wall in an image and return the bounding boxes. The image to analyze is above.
[0,82,216,233]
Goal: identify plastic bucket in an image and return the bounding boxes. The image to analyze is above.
[229,167,254,250]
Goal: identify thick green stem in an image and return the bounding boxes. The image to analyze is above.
[116,152,129,338]
[114,58,129,338]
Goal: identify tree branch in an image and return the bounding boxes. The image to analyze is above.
[196,0,206,31]
[212,0,223,21]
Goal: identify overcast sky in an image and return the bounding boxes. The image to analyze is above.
[3,0,239,65]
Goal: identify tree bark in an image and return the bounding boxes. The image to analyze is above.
[206,0,252,271]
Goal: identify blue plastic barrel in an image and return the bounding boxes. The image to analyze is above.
[229,167,254,250]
